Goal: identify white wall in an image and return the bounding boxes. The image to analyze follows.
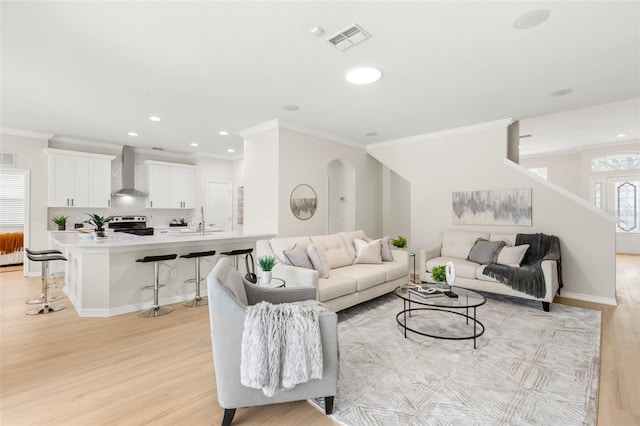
[0,132,49,275]
[243,128,279,234]
[242,125,384,238]
[276,127,383,238]
[520,152,581,196]
[369,125,617,304]
[382,168,411,242]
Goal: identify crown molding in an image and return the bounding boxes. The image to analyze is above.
[520,138,640,159]
[238,119,279,138]
[277,120,364,150]
[367,118,514,151]
[49,135,123,151]
[1,127,55,140]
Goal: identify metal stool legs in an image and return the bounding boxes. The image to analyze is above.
[25,249,63,304]
[137,254,177,318]
[25,252,66,315]
[180,250,216,308]
[183,256,207,307]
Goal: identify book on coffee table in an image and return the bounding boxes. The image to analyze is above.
[408,288,444,300]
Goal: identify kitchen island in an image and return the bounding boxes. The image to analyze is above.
[49,231,273,317]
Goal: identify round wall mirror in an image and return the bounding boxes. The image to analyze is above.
[290,184,317,220]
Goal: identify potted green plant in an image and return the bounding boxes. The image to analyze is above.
[391,235,407,249]
[84,213,113,238]
[52,215,69,231]
[431,264,448,288]
[257,256,277,285]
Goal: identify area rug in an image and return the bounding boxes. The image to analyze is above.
[309,292,601,425]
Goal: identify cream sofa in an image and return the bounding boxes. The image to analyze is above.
[419,230,561,311]
[257,230,410,312]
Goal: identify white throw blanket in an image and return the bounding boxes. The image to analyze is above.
[241,300,326,397]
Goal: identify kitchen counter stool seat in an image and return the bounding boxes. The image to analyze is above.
[25,252,67,315]
[136,253,177,318]
[220,248,253,270]
[180,250,216,307]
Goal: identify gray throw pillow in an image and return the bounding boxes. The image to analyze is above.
[283,243,313,269]
[380,236,393,261]
[467,239,506,265]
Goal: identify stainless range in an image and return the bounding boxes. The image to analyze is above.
[108,216,154,236]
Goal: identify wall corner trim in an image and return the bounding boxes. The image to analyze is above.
[367,118,514,151]
[560,291,618,306]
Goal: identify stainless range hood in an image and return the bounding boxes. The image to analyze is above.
[112,145,147,197]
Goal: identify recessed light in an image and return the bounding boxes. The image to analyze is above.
[227,149,235,153]
[149,116,161,122]
[617,134,626,138]
[219,130,229,136]
[346,66,382,85]
[365,132,378,137]
[282,105,300,111]
[190,142,199,147]
[514,9,551,29]
[128,132,138,137]
[550,88,573,97]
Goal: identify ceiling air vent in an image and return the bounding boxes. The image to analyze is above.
[327,24,371,52]
[0,153,16,166]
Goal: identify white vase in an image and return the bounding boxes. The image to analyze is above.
[445,261,456,285]
[261,270,272,285]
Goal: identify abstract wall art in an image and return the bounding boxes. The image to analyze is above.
[452,188,532,226]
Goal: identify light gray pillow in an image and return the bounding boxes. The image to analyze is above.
[467,238,505,264]
[496,244,530,267]
[283,243,313,269]
[380,236,393,261]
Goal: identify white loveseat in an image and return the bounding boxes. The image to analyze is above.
[419,230,561,311]
[257,230,410,312]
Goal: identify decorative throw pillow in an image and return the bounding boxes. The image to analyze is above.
[496,244,530,267]
[467,238,506,264]
[380,236,394,261]
[283,244,313,269]
[307,244,330,278]
[353,238,382,264]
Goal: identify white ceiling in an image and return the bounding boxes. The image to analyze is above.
[1,1,639,158]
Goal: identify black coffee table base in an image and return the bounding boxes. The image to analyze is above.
[396,305,485,349]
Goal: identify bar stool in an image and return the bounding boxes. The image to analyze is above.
[220,248,253,270]
[25,251,67,315]
[136,253,177,318]
[25,248,64,304]
[180,250,216,307]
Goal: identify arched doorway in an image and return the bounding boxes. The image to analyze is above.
[327,159,356,234]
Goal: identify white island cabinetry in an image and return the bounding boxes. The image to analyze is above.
[145,160,195,209]
[49,231,272,317]
[47,148,115,208]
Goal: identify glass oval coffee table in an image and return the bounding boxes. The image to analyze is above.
[395,285,486,349]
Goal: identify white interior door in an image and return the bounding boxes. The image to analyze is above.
[206,182,232,231]
[605,175,640,254]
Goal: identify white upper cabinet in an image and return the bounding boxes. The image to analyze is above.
[145,160,195,209]
[47,149,115,208]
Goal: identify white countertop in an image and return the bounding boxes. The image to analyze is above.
[49,230,273,248]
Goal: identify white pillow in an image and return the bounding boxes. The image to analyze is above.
[496,244,530,267]
[353,238,382,264]
[307,244,330,278]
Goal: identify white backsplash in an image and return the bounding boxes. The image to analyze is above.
[48,196,196,230]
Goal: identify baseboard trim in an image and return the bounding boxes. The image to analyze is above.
[62,289,207,317]
[559,291,617,306]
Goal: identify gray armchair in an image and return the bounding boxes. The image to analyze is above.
[207,258,338,426]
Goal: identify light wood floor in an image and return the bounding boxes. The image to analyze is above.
[1,255,638,425]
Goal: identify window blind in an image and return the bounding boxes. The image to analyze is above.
[0,170,26,227]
